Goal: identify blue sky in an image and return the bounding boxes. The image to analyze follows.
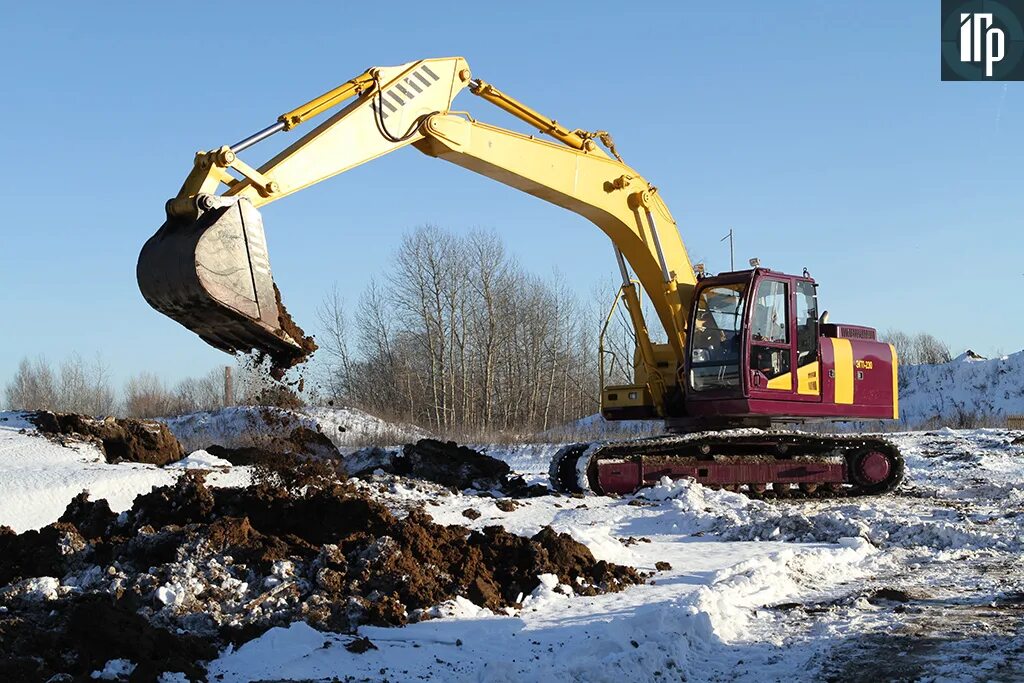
[1,1,1020,389]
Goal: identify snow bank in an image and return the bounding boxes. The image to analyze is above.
[542,412,662,440]
[897,350,1024,426]
[0,412,252,532]
[0,412,177,532]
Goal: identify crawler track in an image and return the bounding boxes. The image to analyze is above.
[549,431,904,498]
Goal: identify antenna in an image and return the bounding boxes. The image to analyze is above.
[720,228,735,271]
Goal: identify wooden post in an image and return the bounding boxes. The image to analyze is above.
[224,366,233,407]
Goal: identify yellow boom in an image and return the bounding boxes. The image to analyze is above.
[138,57,697,417]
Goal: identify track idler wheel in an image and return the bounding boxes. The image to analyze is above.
[847,447,904,494]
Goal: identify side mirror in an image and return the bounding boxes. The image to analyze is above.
[818,310,830,325]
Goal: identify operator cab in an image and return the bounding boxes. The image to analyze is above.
[679,267,896,424]
[687,268,819,398]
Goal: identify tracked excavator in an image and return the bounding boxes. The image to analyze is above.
[138,57,904,497]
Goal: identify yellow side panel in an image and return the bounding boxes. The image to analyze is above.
[831,338,854,404]
[766,371,792,391]
[797,361,820,396]
[889,343,899,419]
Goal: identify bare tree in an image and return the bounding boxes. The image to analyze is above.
[123,372,179,418]
[323,225,605,436]
[881,329,916,365]
[315,284,353,402]
[4,356,58,411]
[881,329,952,366]
[174,368,225,412]
[913,332,952,365]
[57,353,116,416]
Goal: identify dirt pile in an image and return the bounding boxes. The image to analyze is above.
[348,439,548,496]
[176,406,341,462]
[0,464,642,681]
[27,411,183,465]
[203,426,340,467]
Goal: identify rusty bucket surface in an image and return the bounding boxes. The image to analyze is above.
[137,194,302,363]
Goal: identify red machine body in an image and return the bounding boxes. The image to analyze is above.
[670,268,898,428]
[555,267,909,497]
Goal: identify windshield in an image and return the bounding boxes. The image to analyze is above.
[689,283,745,392]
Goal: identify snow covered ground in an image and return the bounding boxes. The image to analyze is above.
[2,409,1023,681]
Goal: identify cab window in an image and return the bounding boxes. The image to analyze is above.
[751,279,788,343]
[689,283,745,392]
[795,281,818,367]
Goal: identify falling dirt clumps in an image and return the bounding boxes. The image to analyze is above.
[0,464,643,681]
[27,411,183,466]
[269,283,318,380]
[348,439,549,496]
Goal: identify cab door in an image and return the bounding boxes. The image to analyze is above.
[791,279,823,402]
[746,276,796,400]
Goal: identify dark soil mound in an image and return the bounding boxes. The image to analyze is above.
[349,439,548,496]
[0,464,643,680]
[0,594,215,682]
[28,411,183,465]
[399,439,511,489]
[204,423,341,468]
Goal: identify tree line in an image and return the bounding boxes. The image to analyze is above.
[2,356,230,418]
[2,228,959,430]
[315,225,603,435]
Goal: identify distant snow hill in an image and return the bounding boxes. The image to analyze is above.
[897,349,1024,427]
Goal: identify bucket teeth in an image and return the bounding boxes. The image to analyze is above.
[137,194,303,363]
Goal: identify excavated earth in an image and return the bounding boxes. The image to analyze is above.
[346,439,550,495]
[268,283,318,380]
[0,459,643,681]
[27,411,183,466]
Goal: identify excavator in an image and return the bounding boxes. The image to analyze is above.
[138,57,904,497]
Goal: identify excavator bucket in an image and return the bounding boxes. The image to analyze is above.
[137,194,306,366]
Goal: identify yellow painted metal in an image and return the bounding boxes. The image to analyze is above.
[468,79,590,151]
[759,361,819,395]
[415,114,695,361]
[766,371,793,391]
[597,284,682,416]
[634,344,679,389]
[602,384,653,412]
[598,286,628,394]
[226,57,472,206]
[278,70,376,130]
[621,283,667,414]
[169,56,702,418]
[888,343,899,419]
[176,151,235,205]
[798,361,821,396]
[831,338,854,405]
